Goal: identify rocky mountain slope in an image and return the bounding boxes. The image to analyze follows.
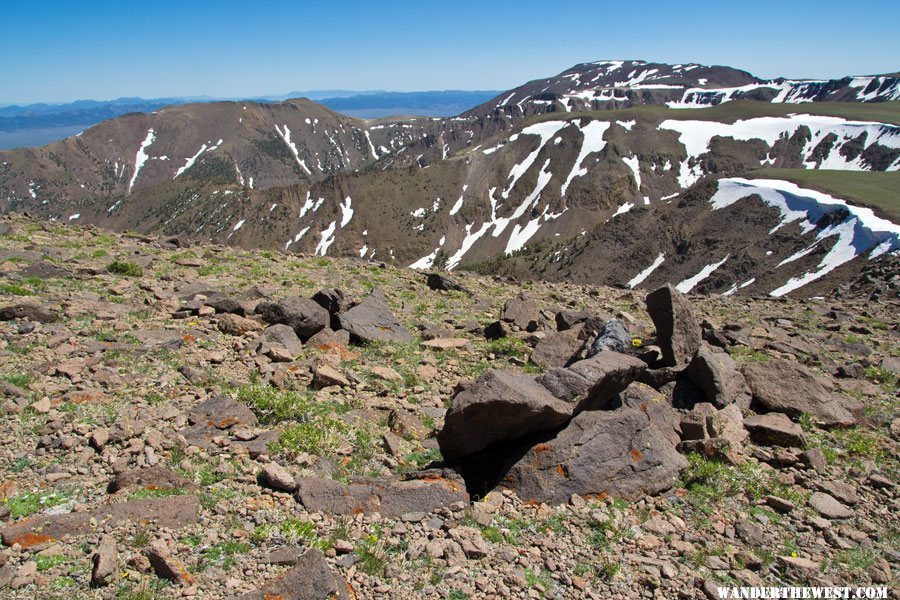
[464,60,900,118]
[0,61,898,300]
[0,215,897,598]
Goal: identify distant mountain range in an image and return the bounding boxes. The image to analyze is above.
[0,91,500,149]
[1,59,897,298]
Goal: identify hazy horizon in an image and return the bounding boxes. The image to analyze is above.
[3,0,898,105]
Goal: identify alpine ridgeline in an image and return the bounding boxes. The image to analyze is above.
[1,59,898,298]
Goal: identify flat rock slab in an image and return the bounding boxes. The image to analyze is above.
[567,351,648,409]
[233,548,352,600]
[422,338,472,351]
[743,413,806,447]
[808,491,854,519]
[338,289,412,343]
[132,329,193,350]
[437,369,574,461]
[1,495,200,547]
[742,359,862,427]
[295,472,468,518]
[109,465,196,493]
[0,304,59,323]
[645,285,701,367]
[500,407,687,505]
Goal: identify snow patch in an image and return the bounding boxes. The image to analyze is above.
[560,120,611,196]
[627,253,665,288]
[128,128,155,194]
[712,178,900,297]
[676,255,730,293]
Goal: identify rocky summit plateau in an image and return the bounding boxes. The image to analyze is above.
[0,53,899,600]
[0,213,897,599]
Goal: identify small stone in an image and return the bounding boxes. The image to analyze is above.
[31,398,52,414]
[777,555,819,578]
[743,413,805,447]
[312,365,349,388]
[89,428,110,451]
[259,463,296,492]
[91,535,117,587]
[145,543,194,585]
[765,495,796,514]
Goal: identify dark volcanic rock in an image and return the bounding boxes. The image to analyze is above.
[742,359,863,426]
[188,396,258,430]
[500,294,542,331]
[235,548,351,600]
[530,326,583,368]
[645,285,701,367]
[555,309,591,331]
[204,293,246,315]
[338,289,412,343]
[537,368,593,403]
[312,288,349,329]
[90,536,117,587]
[251,324,304,359]
[499,407,687,505]
[426,273,471,295]
[108,465,196,493]
[295,471,469,518]
[438,370,573,461]
[256,296,329,340]
[743,413,806,447]
[567,352,648,409]
[145,544,194,585]
[685,345,751,408]
[618,383,683,446]
[584,318,631,356]
[0,303,59,323]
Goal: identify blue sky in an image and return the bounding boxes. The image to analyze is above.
[2,0,898,104]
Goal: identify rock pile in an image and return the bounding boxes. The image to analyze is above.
[438,283,874,506]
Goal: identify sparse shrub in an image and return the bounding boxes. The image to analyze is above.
[106,260,143,277]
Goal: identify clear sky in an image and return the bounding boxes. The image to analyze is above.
[2,0,898,104]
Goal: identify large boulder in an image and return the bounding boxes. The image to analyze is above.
[583,318,631,356]
[426,273,471,295]
[438,370,574,461]
[250,324,304,359]
[499,407,687,504]
[188,396,258,430]
[742,359,863,427]
[256,296,329,340]
[685,345,751,408]
[618,383,682,446]
[295,471,468,518]
[500,294,542,331]
[312,288,349,330]
[338,289,412,343]
[645,285,701,367]
[567,352,648,410]
[530,326,584,368]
